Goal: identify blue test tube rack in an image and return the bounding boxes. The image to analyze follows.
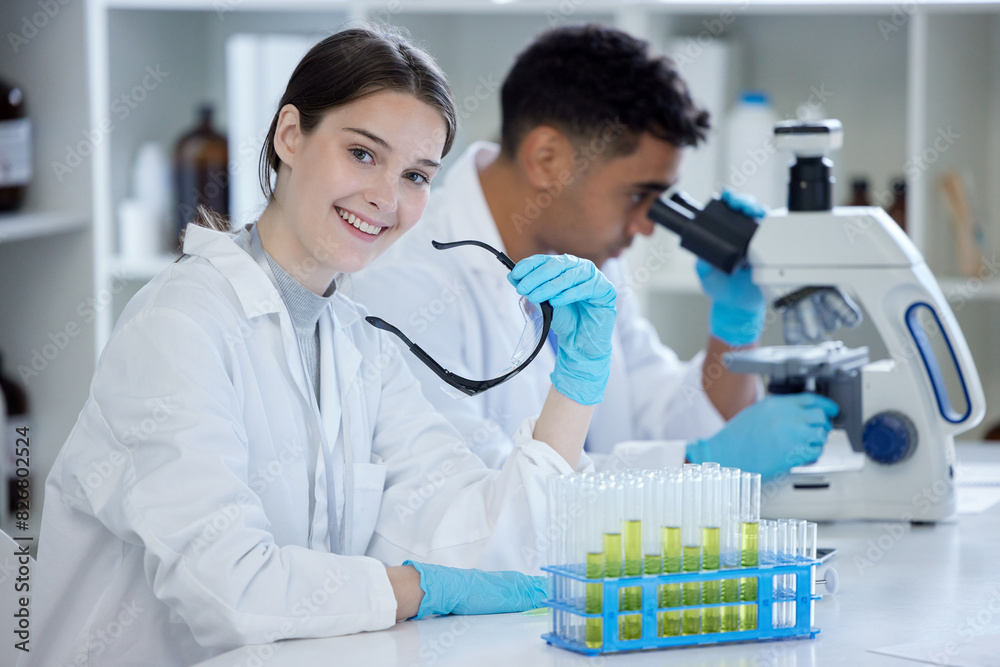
[541,558,820,655]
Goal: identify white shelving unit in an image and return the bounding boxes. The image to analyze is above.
[2,0,996,533]
[0,0,96,542]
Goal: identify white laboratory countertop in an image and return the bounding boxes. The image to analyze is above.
[193,444,1000,667]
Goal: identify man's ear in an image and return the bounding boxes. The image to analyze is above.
[516,125,575,191]
[273,104,303,169]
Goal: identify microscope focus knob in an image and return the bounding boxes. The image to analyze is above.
[863,411,918,465]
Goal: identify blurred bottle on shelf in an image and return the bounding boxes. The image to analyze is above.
[0,350,30,528]
[886,177,907,232]
[723,91,782,209]
[847,177,871,207]
[174,104,229,246]
[120,142,172,260]
[0,78,32,212]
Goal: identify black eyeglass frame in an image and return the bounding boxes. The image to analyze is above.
[365,239,554,397]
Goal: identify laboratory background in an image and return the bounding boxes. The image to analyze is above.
[1,0,999,665]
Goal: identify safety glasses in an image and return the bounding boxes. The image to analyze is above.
[365,239,554,398]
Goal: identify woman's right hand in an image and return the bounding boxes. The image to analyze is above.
[508,254,616,405]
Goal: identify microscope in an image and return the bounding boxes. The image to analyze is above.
[649,119,985,522]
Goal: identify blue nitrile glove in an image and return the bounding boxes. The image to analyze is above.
[508,254,616,405]
[685,393,840,481]
[696,190,767,346]
[403,560,547,619]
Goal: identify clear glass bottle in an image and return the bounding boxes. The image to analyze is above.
[0,78,31,212]
[174,104,229,245]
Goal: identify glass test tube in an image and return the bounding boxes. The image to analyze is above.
[659,468,683,637]
[681,464,702,635]
[642,470,663,637]
[584,475,605,648]
[805,522,818,628]
[700,463,722,634]
[620,472,643,640]
[547,475,564,639]
[775,519,793,628]
[642,471,663,577]
[759,519,775,630]
[739,472,760,631]
[720,467,741,632]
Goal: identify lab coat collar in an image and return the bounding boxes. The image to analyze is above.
[181,223,361,330]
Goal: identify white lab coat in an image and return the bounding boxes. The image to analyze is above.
[25,224,588,667]
[350,142,726,471]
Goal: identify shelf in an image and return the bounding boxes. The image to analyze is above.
[0,210,89,244]
[110,253,179,281]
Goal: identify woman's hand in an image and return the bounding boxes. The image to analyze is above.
[508,254,616,405]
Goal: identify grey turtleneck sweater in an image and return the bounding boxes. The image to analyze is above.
[234,227,334,401]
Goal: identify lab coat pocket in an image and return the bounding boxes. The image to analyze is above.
[349,461,387,555]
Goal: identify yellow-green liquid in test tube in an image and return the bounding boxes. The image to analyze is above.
[681,465,702,635]
[701,526,721,633]
[585,551,604,648]
[660,526,682,636]
[582,475,605,649]
[620,520,642,640]
[739,473,761,631]
[658,468,684,637]
[618,472,643,640]
[700,463,722,634]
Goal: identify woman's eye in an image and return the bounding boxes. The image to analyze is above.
[405,172,430,185]
[350,148,373,163]
[630,192,645,205]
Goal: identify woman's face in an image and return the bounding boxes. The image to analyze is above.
[269,90,447,287]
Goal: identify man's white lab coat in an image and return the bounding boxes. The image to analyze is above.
[351,142,726,470]
[25,224,586,667]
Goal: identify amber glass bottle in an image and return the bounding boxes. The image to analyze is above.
[174,104,229,245]
[886,178,907,232]
[847,177,871,207]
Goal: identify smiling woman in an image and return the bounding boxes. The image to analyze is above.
[27,25,619,667]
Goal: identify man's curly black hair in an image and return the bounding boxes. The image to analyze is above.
[500,24,710,158]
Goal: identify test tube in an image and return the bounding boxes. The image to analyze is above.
[583,475,605,648]
[805,522,818,628]
[546,475,565,639]
[700,463,722,634]
[659,468,683,637]
[759,519,776,630]
[643,469,664,639]
[642,471,663,577]
[739,472,760,631]
[720,468,741,632]
[681,464,702,635]
[774,519,793,628]
[620,472,643,640]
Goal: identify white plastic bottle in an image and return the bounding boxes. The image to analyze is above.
[722,91,783,209]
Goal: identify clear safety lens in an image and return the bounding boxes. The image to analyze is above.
[510,297,547,369]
